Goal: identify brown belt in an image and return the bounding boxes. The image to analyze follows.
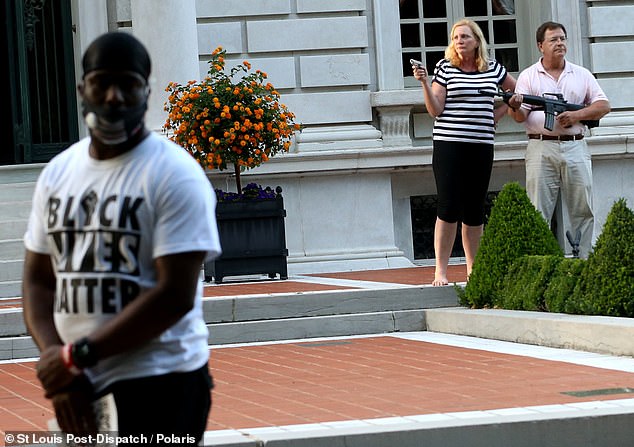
[527,134,584,141]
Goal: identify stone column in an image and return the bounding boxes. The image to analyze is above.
[130,0,199,132]
[372,0,405,91]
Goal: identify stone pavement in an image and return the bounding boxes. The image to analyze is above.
[2,265,634,446]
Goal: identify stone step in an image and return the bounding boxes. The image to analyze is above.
[0,281,21,299]
[0,182,35,202]
[0,219,28,240]
[0,201,32,220]
[0,285,459,360]
[0,164,43,184]
[205,405,634,447]
[0,259,23,282]
[0,239,24,260]
[425,307,634,357]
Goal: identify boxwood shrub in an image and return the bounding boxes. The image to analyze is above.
[462,182,562,308]
[574,198,634,317]
[544,257,586,314]
[497,255,561,311]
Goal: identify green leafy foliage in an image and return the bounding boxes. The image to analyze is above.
[497,255,561,311]
[462,182,563,308]
[544,257,585,314]
[574,199,634,316]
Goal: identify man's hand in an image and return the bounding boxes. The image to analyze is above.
[37,344,80,398]
[52,375,98,437]
[556,110,577,128]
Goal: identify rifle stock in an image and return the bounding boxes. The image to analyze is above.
[479,89,599,131]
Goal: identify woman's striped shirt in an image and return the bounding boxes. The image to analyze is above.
[432,58,507,145]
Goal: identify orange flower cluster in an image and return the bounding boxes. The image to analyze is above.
[163,46,301,172]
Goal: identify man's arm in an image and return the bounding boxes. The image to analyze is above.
[22,250,61,350]
[556,99,611,128]
[87,250,206,361]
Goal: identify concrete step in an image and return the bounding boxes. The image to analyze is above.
[425,307,634,357]
[0,281,21,299]
[0,259,23,282]
[205,404,634,447]
[0,239,24,260]
[0,284,459,360]
[0,181,35,201]
[0,201,32,220]
[0,164,44,184]
[0,219,28,240]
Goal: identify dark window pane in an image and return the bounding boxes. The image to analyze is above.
[403,52,422,76]
[424,22,448,47]
[476,21,489,42]
[399,0,419,19]
[493,0,515,15]
[410,192,498,260]
[401,24,421,47]
[464,0,487,17]
[493,20,516,44]
[426,51,445,74]
[422,0,446,18]
[495,48,518,72]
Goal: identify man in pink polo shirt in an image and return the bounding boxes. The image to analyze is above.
[507,21,610,258]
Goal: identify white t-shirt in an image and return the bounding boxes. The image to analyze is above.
[24,132,221,392]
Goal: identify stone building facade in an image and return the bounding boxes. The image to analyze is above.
[2,0,633,296]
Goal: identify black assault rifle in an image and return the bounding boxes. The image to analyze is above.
[479,88,599,131]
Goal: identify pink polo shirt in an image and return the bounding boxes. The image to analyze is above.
[515,58,608,136]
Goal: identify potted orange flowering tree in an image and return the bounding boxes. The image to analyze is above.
[163,47,301,283]
[163,46,300,193]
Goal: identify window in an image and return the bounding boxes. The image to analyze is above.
[400,0,518,87]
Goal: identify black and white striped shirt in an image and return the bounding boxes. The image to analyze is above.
[432,58,507,145]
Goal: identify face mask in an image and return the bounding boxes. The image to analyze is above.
[82,100,147,146]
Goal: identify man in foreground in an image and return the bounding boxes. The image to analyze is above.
[22,32,220,443]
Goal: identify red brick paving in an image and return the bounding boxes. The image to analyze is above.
[309,265,467,285]
[206,336,634,430]
[4,336,634,433]
[203,280,356,297]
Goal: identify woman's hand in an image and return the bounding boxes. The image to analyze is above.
[412,64,429,83]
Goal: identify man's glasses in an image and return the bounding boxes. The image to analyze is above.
[546,36,567,44]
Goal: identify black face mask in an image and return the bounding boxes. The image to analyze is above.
[82,99,148,146]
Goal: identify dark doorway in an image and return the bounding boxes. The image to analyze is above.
[411,191,499,260]
[4,0,78,165]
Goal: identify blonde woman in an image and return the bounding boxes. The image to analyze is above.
[413,19,516,286]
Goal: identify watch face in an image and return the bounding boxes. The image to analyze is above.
[73,338,97,368]
[78,344,90,357]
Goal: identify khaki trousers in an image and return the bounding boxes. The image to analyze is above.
[525,138,594,258]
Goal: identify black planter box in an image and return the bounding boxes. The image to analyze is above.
[205,190,288,283]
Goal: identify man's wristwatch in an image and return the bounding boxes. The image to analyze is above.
[71,337,98,369]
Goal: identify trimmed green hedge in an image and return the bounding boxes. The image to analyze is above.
[462,182,562,308]
[544,257,585,314]
[574,198,634,317]
[497,255,560,311]
[467,196,634,317]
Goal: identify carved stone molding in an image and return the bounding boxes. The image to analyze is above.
[376,105,413,147]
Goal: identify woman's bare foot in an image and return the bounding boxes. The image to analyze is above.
[432,277,449,286]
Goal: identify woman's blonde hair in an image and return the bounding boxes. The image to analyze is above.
[444,19,489,72]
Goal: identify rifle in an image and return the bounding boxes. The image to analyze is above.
[479,88,599,131]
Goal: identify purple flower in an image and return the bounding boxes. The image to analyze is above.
[215,183,278,202]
